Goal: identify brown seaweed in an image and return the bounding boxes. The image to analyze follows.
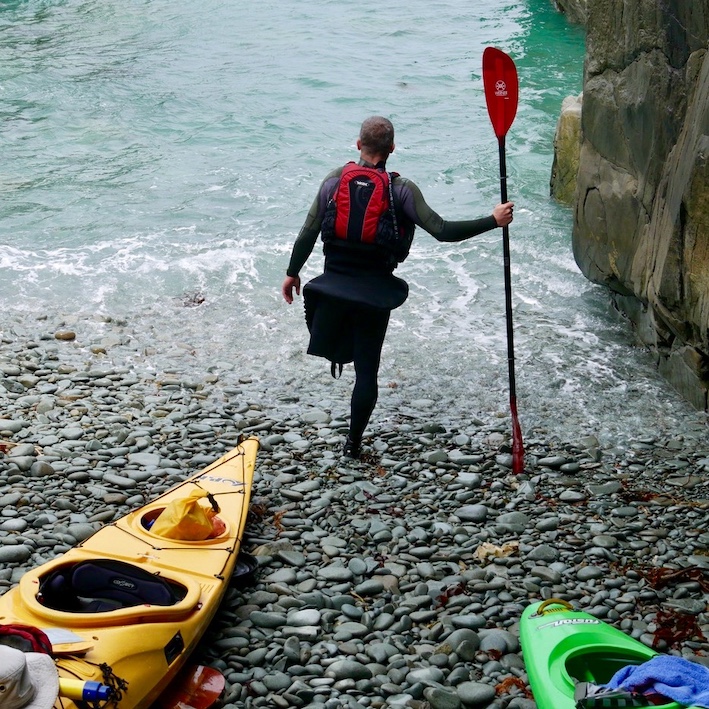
[653,608,707,649]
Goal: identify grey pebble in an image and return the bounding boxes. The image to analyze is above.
[287,609,321,626]
[0,546,32,563]
[0,329,706,709]
[456,504,488,523]
[325,660,372,681]
[317,565,353,582]
[102,473,137,489]
[354,579,384,596]
[424,686,461,709]
[250,611,286,629]
[0,420,26,433]
[0,493,23,508]
[526,544,559,562]
[559,489,587,502]
[456,681,497,706]
[9,444,36,457]
[577,565,605,581]
[66,524,98,542]
[537,456,567,468]
[1,519,28,533]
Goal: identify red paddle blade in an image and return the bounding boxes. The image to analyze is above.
[510,399,524,474]
[482,47,519,139]
[157,666,225,709]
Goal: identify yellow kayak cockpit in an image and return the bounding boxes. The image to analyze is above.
[20,556,202,627]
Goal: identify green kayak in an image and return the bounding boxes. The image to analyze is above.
[519,599,702,709]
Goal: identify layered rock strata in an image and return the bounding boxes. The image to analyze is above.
[554,1,709,410]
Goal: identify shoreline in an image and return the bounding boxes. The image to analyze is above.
[2,330,709,708]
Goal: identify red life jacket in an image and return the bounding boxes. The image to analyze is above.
[320,163,413,263]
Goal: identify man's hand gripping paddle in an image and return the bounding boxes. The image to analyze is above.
[482,46,524,474]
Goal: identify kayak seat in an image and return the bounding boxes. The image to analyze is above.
[38,559,187,613]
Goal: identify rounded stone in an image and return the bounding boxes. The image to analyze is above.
[456,681,496,706]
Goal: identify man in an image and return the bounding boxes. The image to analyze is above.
[282,116,514,460]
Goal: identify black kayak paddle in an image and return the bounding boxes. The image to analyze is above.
[482,46,524,474]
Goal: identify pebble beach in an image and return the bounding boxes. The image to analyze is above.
[1,322,709,709]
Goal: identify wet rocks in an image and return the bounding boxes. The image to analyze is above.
[0,330,708,708]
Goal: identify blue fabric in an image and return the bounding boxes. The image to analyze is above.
[607,656,709,708]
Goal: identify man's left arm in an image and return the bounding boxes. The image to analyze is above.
[397,178,513,242]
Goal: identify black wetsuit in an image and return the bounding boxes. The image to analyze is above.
[286,159,499,447]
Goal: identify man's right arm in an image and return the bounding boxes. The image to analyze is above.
[282,170,341,303]
[285,169,341,278]
[285,210,321,278]
[282,211,319,304]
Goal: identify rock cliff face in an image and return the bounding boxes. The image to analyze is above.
[550,94,583,205]
[563,0,709,410]
[551,0,587,25]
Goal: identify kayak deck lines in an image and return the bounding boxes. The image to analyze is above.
[0,437,259,709]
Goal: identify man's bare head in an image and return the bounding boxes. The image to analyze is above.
[358,116,395,159]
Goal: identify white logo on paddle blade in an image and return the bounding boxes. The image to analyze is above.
[495,79,508,97]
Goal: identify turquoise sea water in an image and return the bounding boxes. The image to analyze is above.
[0,0,703,445]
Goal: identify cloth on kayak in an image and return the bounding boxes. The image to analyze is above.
[606,655,709,708]
[0,645,59,709]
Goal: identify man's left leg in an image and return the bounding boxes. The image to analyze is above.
[345,307,390,458]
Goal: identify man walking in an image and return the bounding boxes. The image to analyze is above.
[282,116,514,459]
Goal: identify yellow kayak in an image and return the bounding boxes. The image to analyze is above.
[0,437,258,709]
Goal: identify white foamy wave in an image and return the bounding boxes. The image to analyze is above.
[0,0,702,447]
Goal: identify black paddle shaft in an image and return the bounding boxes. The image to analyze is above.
[498,136,517,402]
